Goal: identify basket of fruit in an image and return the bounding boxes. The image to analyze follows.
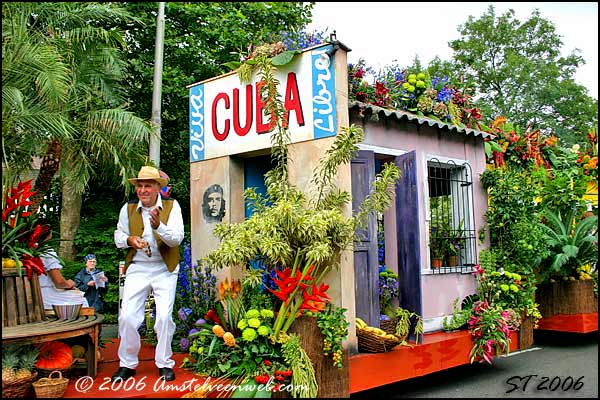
[355,318,405,353]
[379,316,399,335]
[2,344,39,398]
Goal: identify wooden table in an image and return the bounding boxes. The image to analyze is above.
[2,314,104,377]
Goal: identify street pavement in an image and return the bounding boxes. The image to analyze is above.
[351,330,598,398]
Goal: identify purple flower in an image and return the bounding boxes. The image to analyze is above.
[188,328,199,336]
[195,318,206,325]
[178,307,192,321]
[180,337,190,351]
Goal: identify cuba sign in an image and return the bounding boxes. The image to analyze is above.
[188,44,337,162]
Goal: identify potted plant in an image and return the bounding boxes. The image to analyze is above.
[445,219,466,267]
[429,226,446,268]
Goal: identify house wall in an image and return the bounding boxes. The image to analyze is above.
[350,113,489,331]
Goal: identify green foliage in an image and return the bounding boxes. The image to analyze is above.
[443,298,472,331]
[476,249,539,322]
[449,6,597,145]
[532,146,591,216]
[481,168,541,248]
[536,208,598,284]
[390,307,423,344]
[280,334,318,398]
[316,304,349,368]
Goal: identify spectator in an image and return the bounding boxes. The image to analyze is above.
[74,254,109,313]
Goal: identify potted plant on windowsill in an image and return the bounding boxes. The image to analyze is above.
[429,226,446,268]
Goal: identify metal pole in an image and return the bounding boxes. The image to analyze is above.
[150,2,165,167]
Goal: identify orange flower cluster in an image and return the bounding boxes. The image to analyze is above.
[218,278,241,300]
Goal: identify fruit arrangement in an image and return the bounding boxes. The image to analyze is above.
[2,344,39,384]
[355,317,399,341]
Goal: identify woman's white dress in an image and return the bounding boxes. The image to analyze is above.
[39,249,89,309]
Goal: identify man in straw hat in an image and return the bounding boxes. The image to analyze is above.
[112,166,184,382]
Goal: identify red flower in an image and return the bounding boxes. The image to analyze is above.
[268,266,315,304]
[300,283,331,312]
[204,309,222,325]
[27,224,51,249]
[20,255,46,280]
[2,180,35,222]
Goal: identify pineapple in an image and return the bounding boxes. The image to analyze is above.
[15,346,39,380]
[2,346,20,384]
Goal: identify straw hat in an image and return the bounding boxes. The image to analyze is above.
[128,166,168,187]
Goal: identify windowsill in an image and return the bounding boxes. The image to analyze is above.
[421,266,475,275]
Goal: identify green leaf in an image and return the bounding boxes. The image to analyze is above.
[271,50,300,66]
[223,61,242,71]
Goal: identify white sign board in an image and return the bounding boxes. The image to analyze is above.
[189,44,337,162]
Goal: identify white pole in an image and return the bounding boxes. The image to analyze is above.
[150,2,165,167]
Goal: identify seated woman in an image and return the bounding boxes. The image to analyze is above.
[38,229,88,309]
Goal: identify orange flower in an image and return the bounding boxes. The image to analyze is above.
[218,278,230,299]
[492,116,507,130]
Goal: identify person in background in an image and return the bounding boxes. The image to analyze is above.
[112,166,184,382]
[38,228,89,309]
[74,254,109,313]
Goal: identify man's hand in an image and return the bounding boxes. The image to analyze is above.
[150,207,160,229]
[127,236,146,250]
[88,280,96,287]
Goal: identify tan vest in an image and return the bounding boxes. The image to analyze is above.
[125,198,179,273]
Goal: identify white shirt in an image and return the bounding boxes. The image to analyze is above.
[114,196,185,267]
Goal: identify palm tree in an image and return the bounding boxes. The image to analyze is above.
[3,2,154,259]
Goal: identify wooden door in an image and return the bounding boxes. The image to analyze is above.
[394,151,423,338]
[351,150,380,327]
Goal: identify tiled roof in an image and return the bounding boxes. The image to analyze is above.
[349,101,495,139]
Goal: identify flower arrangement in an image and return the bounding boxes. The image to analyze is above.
[171,242,217,351]
[468,300,512,364]
[473,252,542,326]
[2,176,53,279]
[347,60,480,128]
[378,265,399,315]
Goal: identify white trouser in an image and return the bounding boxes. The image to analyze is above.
[117,261,178,369]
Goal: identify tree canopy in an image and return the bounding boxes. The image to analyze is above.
[448,6,598,144]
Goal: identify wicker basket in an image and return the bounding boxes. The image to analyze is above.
[1,372,38,398]
[356,327,404,353]
[32,370,69,398]
[379,317,399,335]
